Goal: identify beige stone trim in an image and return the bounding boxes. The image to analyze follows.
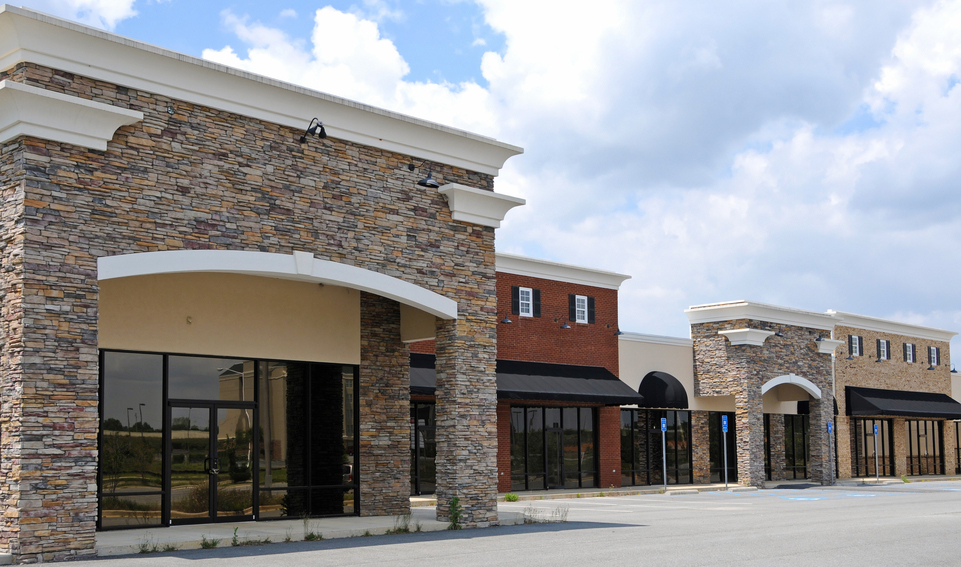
[497,253,631,289]
[718,328,775,346]
[437,183,525,228]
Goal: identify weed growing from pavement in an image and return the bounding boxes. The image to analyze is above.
[200,535,220,549]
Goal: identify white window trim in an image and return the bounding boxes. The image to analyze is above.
[930,346,940,366]
[879,340,888,360]
[518,287,533,318]
[575,295,588,324]
[906,343,915,363]
[851,335,861,357]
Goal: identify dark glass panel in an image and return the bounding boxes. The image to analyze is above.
[257,489,290,519]
[418,427,437,494]
[216,407,254,519]
[511,475,527,492]
[527,408,544,477]
[308,364,346,492]
[620,411,634,485]
[169,356,254,402]
[545,408,561,429]
[170,406,211,521]
[580,408,595,479]
[675,411,691,471]
[546,430,563,488]
[311,487,355,516]
[258,362,310,489]
[510,408,526,475]
[100,493,162,528]
[101,352,164,493]
[635,410,648,484]
[563,408,579,481]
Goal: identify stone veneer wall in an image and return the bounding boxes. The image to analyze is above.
[691,411,711,484]
[833,324,954,478]
[0,61,499,561]
[691,319,834,487]
[359,294,410,516]
[768,413,786,481]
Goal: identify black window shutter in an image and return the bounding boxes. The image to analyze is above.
[569,294,576,321]
[936,347,941,365]
[587,296,596,324]
[859,336,864,356]
[876,339,881,359]
[532,289,541,317]
[886,340,891,359]
[903,343,908,362]
[848,335,854,356]
[511,286,519,315]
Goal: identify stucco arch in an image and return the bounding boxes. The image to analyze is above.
[97,249,458,319]
[762,374,822,399]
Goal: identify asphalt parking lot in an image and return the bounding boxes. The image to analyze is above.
[79,482,961,566]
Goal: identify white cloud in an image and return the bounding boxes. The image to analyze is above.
[279,9,297,19]
[201,0,961,354]
[18,0,137,29]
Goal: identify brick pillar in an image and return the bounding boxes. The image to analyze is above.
[598,406,621,489]
[434,311,498,527]
[497,402,512,493]
[358,293,410,516]
[893,418,907,477]
[769,414,786,481]
[692,411,711,484]
[836,415,853,479]
[943,420,958,475]
[808,392,834,484]
[735,386,765,487]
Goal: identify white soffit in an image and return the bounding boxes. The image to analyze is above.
[761,374,822,399]
[0,80,142,150]
[495,253,632,290]
[98,250,458,320]
[718,328,775,346]
[0,6,523,176]
[827,310,958,343]
[437,183,525,228]
[618,332,693,347]
[686,300,836,330]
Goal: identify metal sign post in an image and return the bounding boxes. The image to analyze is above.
[661,417,668,491]
[828,422,834,485]
[874,423,880,484]
[722,415,729,489]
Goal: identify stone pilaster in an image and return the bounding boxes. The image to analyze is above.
[836,415,853,479]
[735,387,765,487]
[434,290,498,527]
[692,411,711,484]
[943,421,958,475]
[358,293,410,516]
[893,418,908,477]
[808,392,835,484]
[768,413,786,481]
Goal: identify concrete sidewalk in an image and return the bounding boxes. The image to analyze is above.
[95,507,525,557]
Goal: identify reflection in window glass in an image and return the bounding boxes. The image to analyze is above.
[508,406,598,491]
[169,356,254,402]
[621,409,692,486]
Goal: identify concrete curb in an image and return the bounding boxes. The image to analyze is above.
[728,487,759,492]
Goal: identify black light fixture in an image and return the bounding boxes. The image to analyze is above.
[615,329,624,336]
[408,160,440,188]
[952,365,957,374]
[776,331,785,337]
[846,355,854,361]
[299,117,327,143]
[560,321,571,329]
[500,314,513,324]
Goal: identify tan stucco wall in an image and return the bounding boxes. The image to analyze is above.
[99,273,361,363]
[619,336,735,411]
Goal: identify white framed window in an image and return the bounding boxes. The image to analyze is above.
[518,287,533,317]
[929,346,940,366]
[905,343,915,363]
[850,335,861,356]
[878,339,888,360]
[575,295,588,323]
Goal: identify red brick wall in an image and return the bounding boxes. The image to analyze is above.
[496,272,620,375]
[598,406,623,489]
[497,402,512,493]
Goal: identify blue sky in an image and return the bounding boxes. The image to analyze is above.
[16,0,961,357]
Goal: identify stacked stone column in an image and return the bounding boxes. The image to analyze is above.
[807,392,835,484]
[734,386,765,487]
[434,310,498,527]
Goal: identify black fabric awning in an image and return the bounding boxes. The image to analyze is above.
[408,354,644,406]
[637,371,689,409]
[846,386,961,419]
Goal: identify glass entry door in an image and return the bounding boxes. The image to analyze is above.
[168,403,256,525]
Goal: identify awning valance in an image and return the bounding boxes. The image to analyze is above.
[408,354,644,406]
[637,371,689,409]
[846,386,961,419]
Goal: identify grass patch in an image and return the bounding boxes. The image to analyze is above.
[504,492,519,502]
[200,534,220,549]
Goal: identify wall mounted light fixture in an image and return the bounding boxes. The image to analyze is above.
[560,321,571,329]
[500,314,513,324]
[408,160,440,188]
[299,117,327,143]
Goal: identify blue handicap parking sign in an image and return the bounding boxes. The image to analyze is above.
[721,415,728,433]
[660,417,667,432]
[828,422,833,434]
[874,424,878,435]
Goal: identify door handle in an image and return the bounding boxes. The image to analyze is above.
[209,458,220,475]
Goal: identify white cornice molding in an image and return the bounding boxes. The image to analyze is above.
[619,332,693,347]
[827,310,958,343]
[686,300,836,330]
[815,338,843,354]
[0,80,142,150]
[718,328,775,346]
[495,253,631,290]
[436,183,525,228]
[97,249,458,320]
[0,6,523,175]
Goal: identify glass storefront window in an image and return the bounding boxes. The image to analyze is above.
[508,406,598,491]
[621,408,693,486]
[99,351,359,531]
